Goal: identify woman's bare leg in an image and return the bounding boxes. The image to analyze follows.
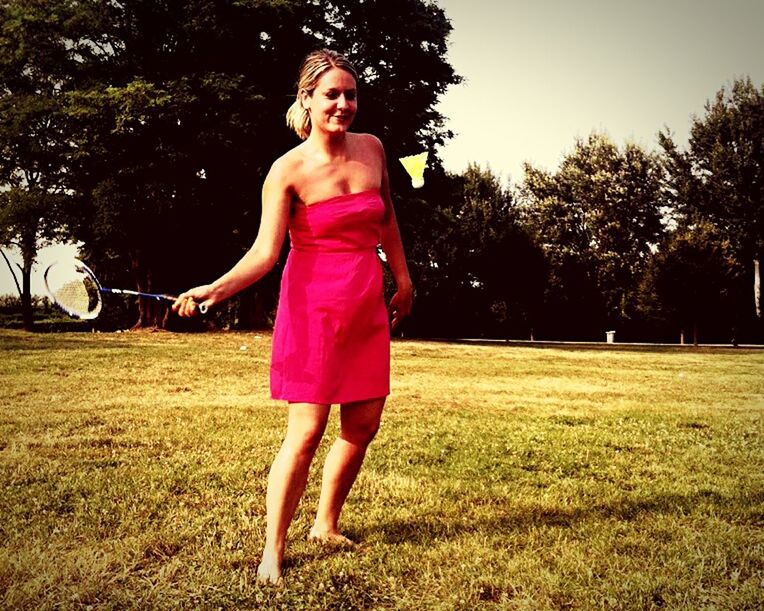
[310,397,385,543]
[257,402,331,584]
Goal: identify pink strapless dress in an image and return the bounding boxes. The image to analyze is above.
[270,189,390,404]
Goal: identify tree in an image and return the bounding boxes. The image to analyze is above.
[520,133,664,340]
[639,222,744,344]
[301,0,462,337]
[314,0,459,156]
[60,0,319,328]
[1,0,459,330]
[0,0,76,330]
[1,0,459,329]
[660,77,764,339]
[406,164,545,339]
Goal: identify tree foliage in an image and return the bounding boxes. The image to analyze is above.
[315,0,458,155]
[61,0,318,328]
[0,0,459,329]
[0,0,77,329]
[406,164,545,338]
[520,133,664,339]
[639,222,745,344]
[2,1,762,343]
[660,77,764,327]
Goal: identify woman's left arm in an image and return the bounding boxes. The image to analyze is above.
[376,137,414,330]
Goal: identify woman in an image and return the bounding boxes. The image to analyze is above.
[173,49,413,585]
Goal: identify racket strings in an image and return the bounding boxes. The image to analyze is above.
[46,264,102,319]
[53,279,98,315]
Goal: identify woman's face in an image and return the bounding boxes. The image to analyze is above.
[303,67,357,135]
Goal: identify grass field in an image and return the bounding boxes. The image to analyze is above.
[0,329,762,610]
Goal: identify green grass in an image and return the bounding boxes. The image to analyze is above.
[0,329,762,610]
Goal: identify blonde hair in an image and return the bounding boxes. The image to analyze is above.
[286,49,359,140]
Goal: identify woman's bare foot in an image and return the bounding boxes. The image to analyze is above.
[307,527,356,547]
[257,552,284,586]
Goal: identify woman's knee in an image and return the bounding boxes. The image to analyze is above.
[283,424,326,456]
[339,399,384,446]
[340,422,379,446]
[340,418,381,447]
[283,404,330,456]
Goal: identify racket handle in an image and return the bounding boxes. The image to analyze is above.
[101,287,208,315]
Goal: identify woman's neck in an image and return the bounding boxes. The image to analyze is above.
[307,130,349,162]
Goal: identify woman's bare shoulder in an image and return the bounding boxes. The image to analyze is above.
[266,144,307,188]
[352,132,384,152]
[350,133,386,168]
[273,144,307,172]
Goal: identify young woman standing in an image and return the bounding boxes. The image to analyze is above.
[174,49,413,584]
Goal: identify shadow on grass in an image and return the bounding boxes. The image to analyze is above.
[417,337,763,353]
[0,331,112,350]
[366,488,753,545]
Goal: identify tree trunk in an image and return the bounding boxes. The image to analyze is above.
[133,291,172,330]
[131,253,169,329]
[20,263,33,331]
[20,231,37,332]
[235,289,271,330]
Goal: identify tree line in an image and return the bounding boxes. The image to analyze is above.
[1,0,762,343]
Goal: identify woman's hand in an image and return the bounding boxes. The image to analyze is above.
[388,283,413,330]
[172,285,215,318]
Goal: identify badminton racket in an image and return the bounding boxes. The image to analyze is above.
[44,259,207,320]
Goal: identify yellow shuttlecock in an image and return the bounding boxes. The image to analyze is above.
[399,151,428,188]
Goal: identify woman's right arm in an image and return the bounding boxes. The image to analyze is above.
[173,161,292,317]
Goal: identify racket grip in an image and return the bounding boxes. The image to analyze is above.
[199,303,208,315]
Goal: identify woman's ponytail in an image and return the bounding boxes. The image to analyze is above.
[286,96,311,140]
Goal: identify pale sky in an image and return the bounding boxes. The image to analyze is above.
[435,0,764,182]
[2,0,764,296]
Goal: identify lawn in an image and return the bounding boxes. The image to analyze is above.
[0,330,762,609]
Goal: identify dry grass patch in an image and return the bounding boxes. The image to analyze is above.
[1,330,762,609]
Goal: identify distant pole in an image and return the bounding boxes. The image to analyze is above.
[755,258,761,318]
[0,248,23,297]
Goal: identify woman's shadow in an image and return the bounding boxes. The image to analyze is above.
[358,487,733,546]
